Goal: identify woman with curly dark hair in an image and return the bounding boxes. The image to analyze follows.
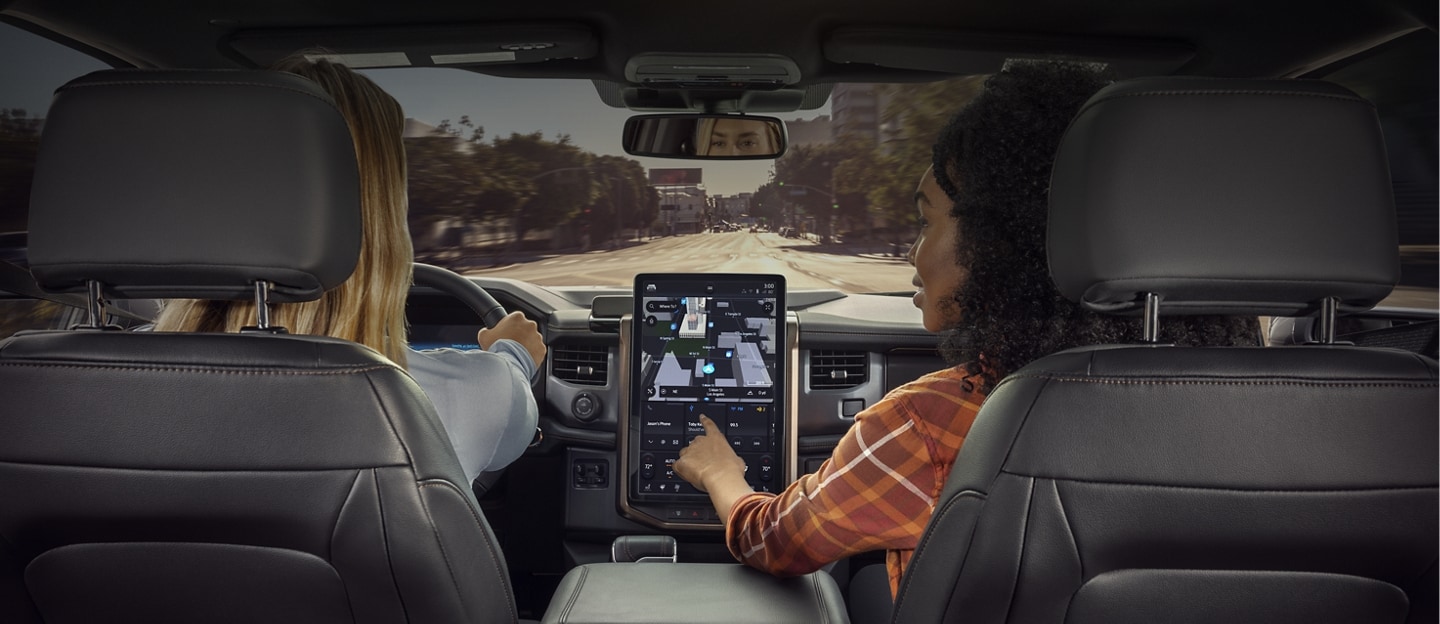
[675,61,1258,611]
[928,64,1259,392]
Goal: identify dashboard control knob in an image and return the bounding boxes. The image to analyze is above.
[572,391,601,422]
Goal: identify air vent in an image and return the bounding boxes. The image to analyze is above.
[810,350,867,390]
[552,344,609,386]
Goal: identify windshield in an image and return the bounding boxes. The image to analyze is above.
[1,20,1434,306]
[362,68,988,293]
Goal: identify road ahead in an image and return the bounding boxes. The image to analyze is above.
[464,231,915,292]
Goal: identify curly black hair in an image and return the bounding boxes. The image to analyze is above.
[932,61,1260,393]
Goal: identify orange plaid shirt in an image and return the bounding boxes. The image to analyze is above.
[725,365,985,598]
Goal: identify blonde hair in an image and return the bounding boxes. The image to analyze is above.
[693,118,718,156]
[155,57,414,367]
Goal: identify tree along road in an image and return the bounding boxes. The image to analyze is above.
[463,231,915,292]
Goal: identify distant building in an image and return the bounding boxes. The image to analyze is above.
[784,115,832,147]
[656,184,706,235]
[712,194,750,220]
[830,84,880,142]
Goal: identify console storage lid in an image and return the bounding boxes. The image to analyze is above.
[541,563,849,624]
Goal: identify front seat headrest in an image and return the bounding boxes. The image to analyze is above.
[1048,77,1399,317]
[27,69,362,303]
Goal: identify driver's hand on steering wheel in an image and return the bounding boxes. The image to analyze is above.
[478,311,547,366]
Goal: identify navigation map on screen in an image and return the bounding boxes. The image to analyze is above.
[631,275,784,499]
[638,294,777,401]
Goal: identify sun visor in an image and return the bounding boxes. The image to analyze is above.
[823,28,1194,78]
[227,23,598,69]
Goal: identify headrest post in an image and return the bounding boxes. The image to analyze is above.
[1317,296,1339,345]
[240,280,288,335]
[1142,292,1161,343]
[84,280,106,329]
[253,281,272,330]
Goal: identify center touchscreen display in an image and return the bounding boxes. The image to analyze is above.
[630,274,785,501]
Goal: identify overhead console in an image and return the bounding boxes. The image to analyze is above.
[619,274,798,530]
[591,53,829,113]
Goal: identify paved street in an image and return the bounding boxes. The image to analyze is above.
[463,231,915,292]
[459,232,1438,309]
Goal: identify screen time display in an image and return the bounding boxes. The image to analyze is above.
[631,275,784,500]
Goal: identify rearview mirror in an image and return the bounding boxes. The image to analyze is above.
[622,114,787,160]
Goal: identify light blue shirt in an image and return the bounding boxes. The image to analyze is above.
[407,339,539,483]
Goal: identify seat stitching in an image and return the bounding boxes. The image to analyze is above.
[412,481,484,622]
[1084,275,1391,285]
[894,378,1049,619]
[373,468,413,623]
[418,481,517,623]
[358,373,431,621]
[1079,568,1415,578]
[994,376,1053,474]
[329,470,364,562]
[889,490,985,620]
[1000,477,1036,624]
[1099,89,1365,101]
[0,459,408,472]
[998,472,1437,494]
[809,573,828,624]
[0,362,393,376]
[1053,480,1084,582]
[361,373,415,467]
[561,565,589,622]
[1004,374,1435,388]
[356,372,502,621]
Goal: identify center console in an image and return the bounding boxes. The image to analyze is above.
[618,273,798,529]
[542,562,847,624]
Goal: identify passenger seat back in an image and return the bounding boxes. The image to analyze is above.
[892,77,1438,624]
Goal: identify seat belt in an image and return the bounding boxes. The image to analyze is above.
[0,259,154,324]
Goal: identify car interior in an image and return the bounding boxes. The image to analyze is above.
[0,2,1436,623]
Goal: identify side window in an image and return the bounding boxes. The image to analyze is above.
[1320,30,1439,311]
[0,20,110,336]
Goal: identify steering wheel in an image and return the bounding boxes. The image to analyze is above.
[412,262,508,328]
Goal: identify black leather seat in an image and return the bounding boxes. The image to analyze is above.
[891,78,1438,624]
[0,70,516,623]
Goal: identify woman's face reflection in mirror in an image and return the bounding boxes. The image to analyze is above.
[695,118,779,156]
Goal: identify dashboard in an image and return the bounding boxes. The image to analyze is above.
[405,275,945,560]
